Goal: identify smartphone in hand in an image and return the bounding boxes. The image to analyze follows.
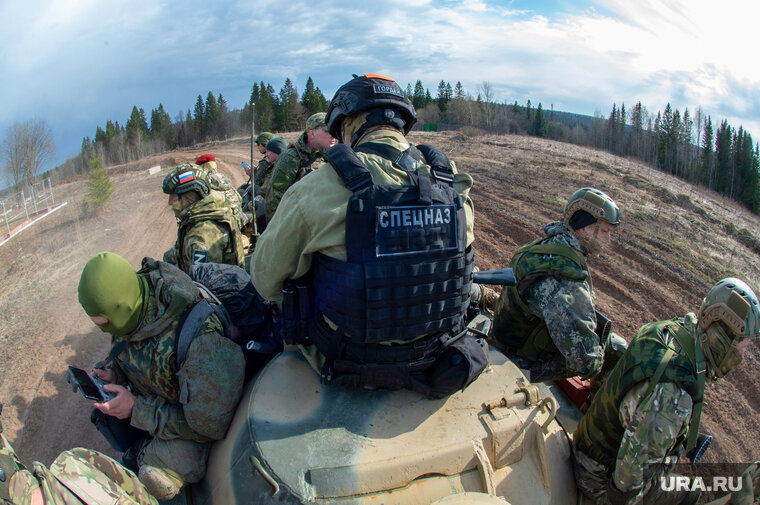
[67,366,116,402]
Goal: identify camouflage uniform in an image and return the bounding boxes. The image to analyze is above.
[165,191,245,274]
[264,131,325,221]
[253,157,273,197]
[573,315,703,505]
[100,258,245,489]
[0,414,157,504]
[491,221,603,382]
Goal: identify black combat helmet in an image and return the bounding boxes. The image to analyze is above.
[326,73,417,145]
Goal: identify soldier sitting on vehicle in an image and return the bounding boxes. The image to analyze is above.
[195,153,248,232]
[78,252,245,501]
[264,113,336,221]
[573,278,760,505]
[0,401,158,505]
[491,187,627,383]
[251,73,486,398]
[162,163,245,273]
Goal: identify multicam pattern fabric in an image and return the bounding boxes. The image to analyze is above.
[573,316,704,505]
[264,131,325,221]
[2,433,157,505]
[103,259,245,485]
[169,191,244,273]
[492,221,602,382]
[198,161,248,230]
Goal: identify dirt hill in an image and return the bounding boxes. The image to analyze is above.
[0,131,758,468]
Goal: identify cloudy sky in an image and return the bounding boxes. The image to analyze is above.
[4,0,760,170]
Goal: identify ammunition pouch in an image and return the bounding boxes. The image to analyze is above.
[595,310,612,342]
[280,277,315,345]
[311,315,487,398]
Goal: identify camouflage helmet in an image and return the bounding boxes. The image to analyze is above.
[162,163,210,197]
[255,132,275,146]
[326,73,417,143]
[698,277,760,378]
[563,187,621,228]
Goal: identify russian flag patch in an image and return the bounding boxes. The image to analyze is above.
[178,171,195,184]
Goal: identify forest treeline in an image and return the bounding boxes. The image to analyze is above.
[46,76,759,214]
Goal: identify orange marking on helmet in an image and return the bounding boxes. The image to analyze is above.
[364,73,394,81]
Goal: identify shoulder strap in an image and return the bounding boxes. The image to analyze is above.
[416,144,455,185]
[174,294,232,369]
[323,144,373,191]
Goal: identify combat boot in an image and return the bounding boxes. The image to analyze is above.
[139,464,183,501]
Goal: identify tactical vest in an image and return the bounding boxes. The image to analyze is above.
[574,316,705,469]
[175,194,245,273]
[492,238,590,362]
[303,142,474,389]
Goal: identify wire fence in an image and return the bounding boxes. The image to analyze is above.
[1,178,57,237]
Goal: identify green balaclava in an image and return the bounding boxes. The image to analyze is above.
[78,252,147,336]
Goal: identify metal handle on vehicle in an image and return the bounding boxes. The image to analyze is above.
[250,456,279,496]
[539,397,557,432]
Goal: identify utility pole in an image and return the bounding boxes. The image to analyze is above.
[249,101,259,248]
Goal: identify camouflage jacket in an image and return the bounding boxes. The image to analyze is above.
[105,259,245,444]
[574,315,703,503]
[1,432,157,505]
[491,222,602,381]
[168,191,245,274]
[264,132,325,221]
[253,157,272,197]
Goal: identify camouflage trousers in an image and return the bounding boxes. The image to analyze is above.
[4,447,157,505]
[573,447,698,505]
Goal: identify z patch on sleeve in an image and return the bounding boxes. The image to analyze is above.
[193,249,208,264]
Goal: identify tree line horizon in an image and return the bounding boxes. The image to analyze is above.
[5,75,759,214]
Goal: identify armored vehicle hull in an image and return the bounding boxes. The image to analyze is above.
[170,342,582,504]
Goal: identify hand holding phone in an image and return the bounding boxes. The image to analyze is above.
[67,366,116,402]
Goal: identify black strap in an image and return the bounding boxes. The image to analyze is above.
[416,144,455,185]
[175,299,215,369]
[323,144,373,192]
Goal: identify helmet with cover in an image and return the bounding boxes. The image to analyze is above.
[698,277,760,379]
[162,163,211,198]
[325,73,417,145]
[563,187,621,230]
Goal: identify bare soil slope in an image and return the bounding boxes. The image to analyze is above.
[1,131,758,468]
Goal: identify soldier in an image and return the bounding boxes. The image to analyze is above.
[251,132,276,198]
[251,74,486,397]
[573,278,760,505]
[0,401,158,505]
[162,163,245,273]
[491,187,625,383]
[264,112,336,221]
[195,153,248,231]
[77,252,245,500]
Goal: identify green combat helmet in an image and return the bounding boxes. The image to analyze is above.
[563,187,621,227]
[698,277,760,379]
[162,164,211,197]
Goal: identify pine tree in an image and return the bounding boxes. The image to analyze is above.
[85,157,114,208]
[436,80,449,112]
[205,92,221,139]
[701,116,714,187]
[301,76,322,114]
[126,106,149,145]
[454,82,465,99]
[533,102,547,137]
[412,80,426,110]
[193,95,205,141]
